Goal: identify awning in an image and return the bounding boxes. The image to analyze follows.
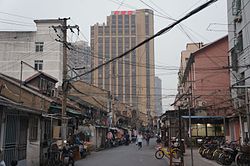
[182,116,224,119]
[49,105,81,116]
[95,125,108,129]
[181,116,224,124]
[67,108,81,116]
[0,96,44,115]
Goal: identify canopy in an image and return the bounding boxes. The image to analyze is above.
[182,116,224,119]
[181,116,224,124]
[49,105,81,116]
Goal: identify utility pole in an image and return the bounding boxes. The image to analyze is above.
[52,17,79,142]
[108,91,113,127]
[178,106,184,166]
[188,97,194,166]
[187,86,194,166]
[245,88,250,140]
[61,17,69,142]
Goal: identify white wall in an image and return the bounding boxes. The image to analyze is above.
[0,20,63,86]
[26,117,41,166]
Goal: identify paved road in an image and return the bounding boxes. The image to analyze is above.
[75,140,168,166]
[76,141,237,166]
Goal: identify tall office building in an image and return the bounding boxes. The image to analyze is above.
[90,9,155,120]
[68,41,91,83]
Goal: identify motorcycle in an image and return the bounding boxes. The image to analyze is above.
[61,144,75,166]
[235,144,250,166]
[47,141,61,166]
[79,143,88,158]
[216,141,239,165]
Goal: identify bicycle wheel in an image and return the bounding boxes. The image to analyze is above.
[155,150,164,159]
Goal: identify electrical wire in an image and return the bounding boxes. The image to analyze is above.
[68,0,218,82]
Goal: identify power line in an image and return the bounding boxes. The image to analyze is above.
[0,11,34,20]
[69,0,218,82]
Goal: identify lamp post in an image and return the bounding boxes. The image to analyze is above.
[188,96,194,166]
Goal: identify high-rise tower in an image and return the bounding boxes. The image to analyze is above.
[91,9,155,122]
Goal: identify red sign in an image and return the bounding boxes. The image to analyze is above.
[113,11,135,15]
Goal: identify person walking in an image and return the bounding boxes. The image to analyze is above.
[137,132,143,150]
[145,132,150,146]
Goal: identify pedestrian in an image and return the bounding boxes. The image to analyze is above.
[137,132,143,150]
[107,130,113,148]
[125,132,130,145]
[145,132,150,146]
[0,149,6,166]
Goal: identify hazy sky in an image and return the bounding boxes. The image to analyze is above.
[0,0,228,111]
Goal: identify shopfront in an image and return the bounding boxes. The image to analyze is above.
[182,116,225,146]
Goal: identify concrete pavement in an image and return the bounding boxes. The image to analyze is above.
[75,140,168,166]
[76,141,238,166]
[183,148,220,166]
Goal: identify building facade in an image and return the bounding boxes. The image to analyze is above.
[90,9,156,122]
[155,76,162,116]
[227,0,250,141]
[68,41,91,83]
[0,19,64,85]
[177,43,203,101]
[175,36,234,141]
[179,36,231,116]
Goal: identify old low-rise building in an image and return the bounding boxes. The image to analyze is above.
[173,36,239,144]
[0,73,53,165]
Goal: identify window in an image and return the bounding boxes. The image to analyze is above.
[111,15,116,35]
[118,15,123,35]
[131,15,136,35]
[236,31,243,53]
[105,26,110,35]
[34,60,43,71]
[145,15,150,35]
[98,26,103,35]
[39,78,45,90]
[35,42,44,52]
[29,117,38,141]
[231,48,238,71]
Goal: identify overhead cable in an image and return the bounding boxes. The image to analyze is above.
[68,0,218,82]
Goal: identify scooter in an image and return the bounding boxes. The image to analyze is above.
[79,143,88,158]
[61,142,75,166]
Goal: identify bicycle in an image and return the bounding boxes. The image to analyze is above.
[155,146,181,159]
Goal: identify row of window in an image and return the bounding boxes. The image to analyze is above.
[97,26,136,36]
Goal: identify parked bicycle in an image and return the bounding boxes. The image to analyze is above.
[216,140,239,165]
[235,144,250,166]
[155,146,181,159]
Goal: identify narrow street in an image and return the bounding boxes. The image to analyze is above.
[75,140,168,166]
[76,142,238,166]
